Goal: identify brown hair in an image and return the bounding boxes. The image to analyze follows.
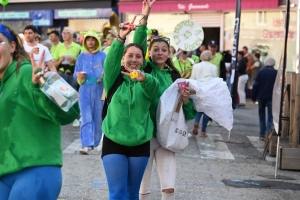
[123,43,145,61]
[149,39,180,75]
[4,25,30,73]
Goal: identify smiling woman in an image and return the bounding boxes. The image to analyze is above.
[0,24,80,199]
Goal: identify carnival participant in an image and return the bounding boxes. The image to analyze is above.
[74,28,106,155]
[190,50,218,137]
[101,2,159,199]
[135,2,196,199]
[173,49,194,78]
[0,24,80,199]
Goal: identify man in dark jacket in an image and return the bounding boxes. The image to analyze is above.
[251,57,277,140]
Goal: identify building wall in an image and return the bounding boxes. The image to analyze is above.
[224,11,297,71]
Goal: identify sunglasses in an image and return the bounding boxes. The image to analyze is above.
[106,36,114,40]
[150,35,170,43]
[182,51,187,55]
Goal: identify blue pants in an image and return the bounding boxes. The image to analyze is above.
[195,112,210,133]
[79,84,104,148]
[102,154,148,200]
[258,99,273,137]
[0,166,61,200]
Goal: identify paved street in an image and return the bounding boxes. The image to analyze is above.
[58,100,300,200]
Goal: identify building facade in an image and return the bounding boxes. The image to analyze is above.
[119,0,298,71]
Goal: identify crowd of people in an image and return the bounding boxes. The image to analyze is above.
[0,0,279,199]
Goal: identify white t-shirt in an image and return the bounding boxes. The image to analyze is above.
[24,43,52,65]
[253,60,260,68]
[190,61,218,83]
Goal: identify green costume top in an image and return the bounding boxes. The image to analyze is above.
[210,52,223,77]
[134,25,197,137]
[50,42,62,57]
[102,39,159,146]
[191,54,200,64]
[0,60,80,177]
[173,58,193,78]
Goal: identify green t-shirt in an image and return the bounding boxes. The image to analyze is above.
[53,42,81,66]
[210,52,223,76]
[50,42,62,57]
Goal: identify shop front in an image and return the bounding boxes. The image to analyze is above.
[4,0,116,40]
[119,0,279,51]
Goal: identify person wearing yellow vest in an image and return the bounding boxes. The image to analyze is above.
[47,30,61,57]
[208,40,226,81]
[173,49,194,78]
[53,27,81,89]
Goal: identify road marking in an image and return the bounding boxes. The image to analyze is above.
[247,136,276,162]
[63,136,103,154]
[195,134,235,160]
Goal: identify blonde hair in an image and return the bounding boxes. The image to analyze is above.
[200,50,213,61]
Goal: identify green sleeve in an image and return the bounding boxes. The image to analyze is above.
[139,73,159,101]
[21,66,80,125]
[103,40,124,95]
[31,85,80,125]
[183,99,197,120]
[133,25,148,68]
[133,25,147,53]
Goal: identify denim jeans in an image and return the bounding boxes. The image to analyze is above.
[195,112,210,133]
[258,99,273,137]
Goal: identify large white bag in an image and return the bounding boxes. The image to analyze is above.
[187,78,233,131]
[156,83,188,154]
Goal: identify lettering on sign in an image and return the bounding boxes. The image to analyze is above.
[175,128,187,137]
[177,4,185,10]
[262,29,295,39]
[232,18,240,63]
[188,3,209,11]
[173,20,204,51]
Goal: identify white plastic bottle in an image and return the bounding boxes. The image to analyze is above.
[39,72,79,112]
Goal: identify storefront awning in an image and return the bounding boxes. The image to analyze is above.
[118,0,279,13]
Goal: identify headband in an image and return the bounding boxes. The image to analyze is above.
[0,24,15,41]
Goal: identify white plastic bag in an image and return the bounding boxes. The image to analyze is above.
[156,83,188,154]
[187,78,233,131]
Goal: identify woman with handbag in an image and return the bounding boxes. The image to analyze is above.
[134,2,196,200]
[101,1,159,199]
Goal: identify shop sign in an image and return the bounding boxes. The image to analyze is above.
[54,8,112,19]
[31,10,53,26]
[177,3,209,11]
[173,19,204,51]
[0,11,30,19]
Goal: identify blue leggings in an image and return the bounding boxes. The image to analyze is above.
[0,166,62,200]
[195,112,210,132]
[102,154,149,200]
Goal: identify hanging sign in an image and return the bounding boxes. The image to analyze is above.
[173,19,204,51]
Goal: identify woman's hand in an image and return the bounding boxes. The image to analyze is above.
[178,82,190,104]
[121,65,146,82]
[76,72,86,79]
[142,0,156,16]
[139,0,156,26]
[30,50,45,84]
[119,16,137,40]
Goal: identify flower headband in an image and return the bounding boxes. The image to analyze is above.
[0,24,15,42]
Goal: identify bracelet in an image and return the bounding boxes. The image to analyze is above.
[118,34,126,42]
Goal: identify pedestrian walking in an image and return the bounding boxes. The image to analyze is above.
[237,51,248,107]
[0,24,80,199]
[190,50,218,137]
[101,1,159,199]
[74,28,106,155]
[251,57,277,140]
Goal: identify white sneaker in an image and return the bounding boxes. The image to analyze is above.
[72,119,80,127]
[79,147,92,155]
